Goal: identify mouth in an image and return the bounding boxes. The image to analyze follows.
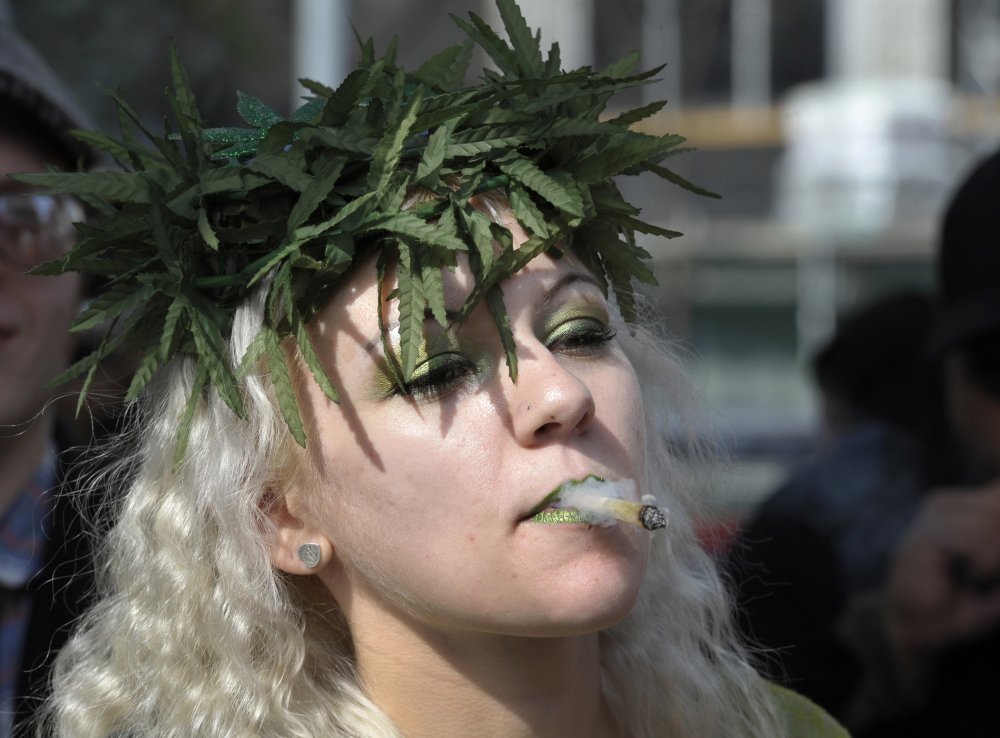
[521,474,607,525]
[527,506,595,524]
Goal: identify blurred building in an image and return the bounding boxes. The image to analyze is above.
[13,0,1000,511]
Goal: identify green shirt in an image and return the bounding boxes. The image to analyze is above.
[770,683,851,737]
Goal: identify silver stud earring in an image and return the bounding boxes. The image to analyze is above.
[297,542,322,569]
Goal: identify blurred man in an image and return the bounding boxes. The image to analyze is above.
[0,10,95,737]
[849,147,1000,738]
[727,147,1000,736]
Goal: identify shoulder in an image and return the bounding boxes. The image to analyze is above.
[768,682,852,738]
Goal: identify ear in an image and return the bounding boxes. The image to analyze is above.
[263,489,335,575]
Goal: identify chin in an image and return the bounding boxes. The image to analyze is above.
[521,568,646,638]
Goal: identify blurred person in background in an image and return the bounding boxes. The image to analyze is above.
[842,146,1000,738]
[0,8,97,737]
[728,145,1000,737]
[726,289,941,715]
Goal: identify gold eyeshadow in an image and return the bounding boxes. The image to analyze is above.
[367,329,486,400]
[539,300,611,340]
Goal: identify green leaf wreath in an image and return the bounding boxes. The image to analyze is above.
[15,0,715,462]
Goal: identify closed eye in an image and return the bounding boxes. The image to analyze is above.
[396,352,478,400]
[546,318,617,357]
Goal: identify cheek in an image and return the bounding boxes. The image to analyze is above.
[32,275,79,351]
[604,365,647,467]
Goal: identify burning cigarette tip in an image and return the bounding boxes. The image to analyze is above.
[639,504,667,531]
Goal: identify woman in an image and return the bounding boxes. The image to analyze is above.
[19,2,846,735]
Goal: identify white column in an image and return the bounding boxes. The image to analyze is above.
[955,0,1000,94]
[485,0,594,70]
[291,0,351,113]
[826,0,949,80]
[731,0,771,108]
[641,0,682,108]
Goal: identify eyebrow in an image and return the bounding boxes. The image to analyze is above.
[363,307,461,355]
[541,271,605,308]
[363,268,605,354]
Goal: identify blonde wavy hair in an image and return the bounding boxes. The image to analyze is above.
[36,234,788,737]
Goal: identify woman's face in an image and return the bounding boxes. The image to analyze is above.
[287,219,650,639]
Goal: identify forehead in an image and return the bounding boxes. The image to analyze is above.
[313,247,593,344]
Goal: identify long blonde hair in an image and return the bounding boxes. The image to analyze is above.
[38,267,786,737]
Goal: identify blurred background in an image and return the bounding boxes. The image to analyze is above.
[9,0,1000,519]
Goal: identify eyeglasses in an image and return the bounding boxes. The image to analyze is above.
[0,193,85,271]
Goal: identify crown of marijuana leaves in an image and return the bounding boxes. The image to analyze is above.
[16,0,714,462]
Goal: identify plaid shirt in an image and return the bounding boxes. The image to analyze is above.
[0,451,55,738]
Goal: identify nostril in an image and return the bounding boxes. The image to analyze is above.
[535,420,559,437]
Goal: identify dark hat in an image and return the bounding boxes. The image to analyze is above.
[0,8,95,168]
[928,148,1000,354]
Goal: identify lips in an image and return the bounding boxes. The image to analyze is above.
[520,474,607,523]
[527,507,593,524]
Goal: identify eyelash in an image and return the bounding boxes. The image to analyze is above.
[546,319,617,357]
[398,353,478,400]
[395,319,616,400]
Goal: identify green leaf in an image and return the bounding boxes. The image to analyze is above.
[197,206,220,251]
[496,0,544,76]
[458,206,496,275]
[486,285,517,380]
[359,211,467,251]
[73,280,154,332]
[376,248,405,392]
[168,40,205,167]
[499,157,584,218]
[609,214,682,239]
[319,58,388,127]
[244,193,375,287]
[248,154,315,192]
[70,129,136,165]
[184,292,245,418]
[450,11,518,76]
[304,127,379,156]
[444,136,531,157]
[126,349,164,403]
[603,51,640,79]
[647,162,722,198]
[104,85,187,172]
[173,363,209,469]
[237,328,270,377]
[367,84,424,202]
[416,119,456,187]
[11,171,154,203]
[266,327,307,447]
[295,318,339,405]
[287,155,346,232]
[198,167,271,195]
[413,40,473,90]
[607,99,668,128]
[51,308,143,387]
[290,97,325,123]
[544,41,562,75]
[74,364,99,419]
[571,133,685,184]
[159,297,186,363]
[416,243,448,327]
[236,91,282,129]
[395,241,426,380]
[507,184,549,238]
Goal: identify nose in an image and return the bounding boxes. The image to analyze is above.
[510,352,596,446]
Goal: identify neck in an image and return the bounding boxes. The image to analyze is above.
[351,611,617,738]
[0,412,54,516]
